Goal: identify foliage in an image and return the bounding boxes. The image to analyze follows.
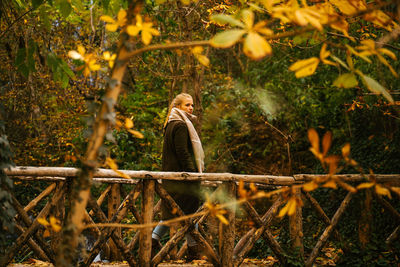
[0,118,15,254]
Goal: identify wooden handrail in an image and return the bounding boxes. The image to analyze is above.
[6,166,400,185]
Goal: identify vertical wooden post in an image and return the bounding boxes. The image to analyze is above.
[289,188,304,258]
[108,184,121,260]
[139,179,155,267]
[221,181,236,267]
[51,182,65,253]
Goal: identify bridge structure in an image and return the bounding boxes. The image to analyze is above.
[2,166,399,266]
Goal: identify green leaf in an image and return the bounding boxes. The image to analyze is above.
[333,73,358,88]
[15,48,26,67]
[60,60,75,78]
[59,0,72,18]
[358,73,394,103]
[210,14,245,28]
[61,73,69,88]
[330,55,349,70]
[210,29,246,48]
[39,6,52,30]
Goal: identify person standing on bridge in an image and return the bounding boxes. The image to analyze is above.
[151,93,205,261]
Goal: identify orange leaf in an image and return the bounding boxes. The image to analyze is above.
[308,128,320,154]
[303,181,319,192]
[342,143,350,158]
[323,179,337,189]
[357,182,375,190]
[375,184,391,199]
[322,131,332,156]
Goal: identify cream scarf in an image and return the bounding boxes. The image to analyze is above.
[168,107,205,173]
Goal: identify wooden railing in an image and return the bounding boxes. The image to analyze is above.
[2,167,400,266]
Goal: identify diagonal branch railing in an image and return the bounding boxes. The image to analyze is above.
[2,167,400,267]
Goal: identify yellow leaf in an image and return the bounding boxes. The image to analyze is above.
[241,9,254,29]
[325,155,340,175]
[249,182,257,193]
[320,44,330,60]
[106,157,118,171]
[105,23,119,32]
[289,57,320,78]
[125,118,134,129]
[238,180,247,199]
[357,182,375,190]
[243,32,272,60]
[278,200,290,217]
[127,25,140,36]
[323,179,337,189]
[50,216,62,232]
[117,9,127,25]
[77,45,86,56]
[191,46,203,55]
[333,73,358,88]
[375,184,391,199]
[303,181,319,192]
[195,54,210,67]
[210,29,246,48]
[116,170,131,179]
[127,129,144,139]
[216,213,229,225]
[100,15,115,24]
[322,131,332,156]
[342,143,350,158]
[37,217,50,227]
[378,48,397,60]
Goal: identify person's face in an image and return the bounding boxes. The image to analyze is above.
[178,97,194,114]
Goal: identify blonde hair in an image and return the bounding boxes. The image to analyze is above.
[164,93,193,128]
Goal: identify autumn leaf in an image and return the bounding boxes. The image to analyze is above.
[243,32,272,60]
[357,72,394,103]
[100,9,127,32]
[323,179,337,189]
[333,73,358,88]
[357,182,375,190]
[126,14,160,45]
[320,44,336,66]
[322,131,332,156]
[191,46,210,67]
[303,181,319,192]
[49,216,62,232]
[289,57,320,78]
[210,14,245,28]
[375,184,391,199]
[124,118,134,129]
[106,157,131,179]
[127,129,145,139]
[342,143,351,158]
[37,217,50,227]
[103,51,116,68]
[210,29,246,48]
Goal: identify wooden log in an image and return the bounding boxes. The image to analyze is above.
[89,185,111,217]
[139,179,155,267]
[51,182,66,255]
[240,200,286,265]
[289,188,304,258]
[14,223,50,262]
[83,196,137,267]
[221,181,236,267]
[305,192,354,267]
[294,174,400,184]
[127,199,161,251]
[10,193,55,262]
[155,182,185,218]
[23,183,56,212]
[0,184,65,266]
[108,184,122,261]
[7,166,296,185]
[190,229,220,266]
[152,223,190,266]
[82,184,142,266]
[302,191,342,242]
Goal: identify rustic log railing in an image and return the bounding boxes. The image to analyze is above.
[2,167,400,266]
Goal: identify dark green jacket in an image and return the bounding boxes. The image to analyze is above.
[162,120,196,172]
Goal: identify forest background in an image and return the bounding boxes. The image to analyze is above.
[0,0,400,265]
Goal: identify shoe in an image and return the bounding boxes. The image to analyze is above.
[151,238,162,259]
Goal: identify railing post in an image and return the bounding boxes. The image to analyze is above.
[221,181,236,266]
[108,184,121,260]
[289,187,304,259]
[139,179,155,267]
